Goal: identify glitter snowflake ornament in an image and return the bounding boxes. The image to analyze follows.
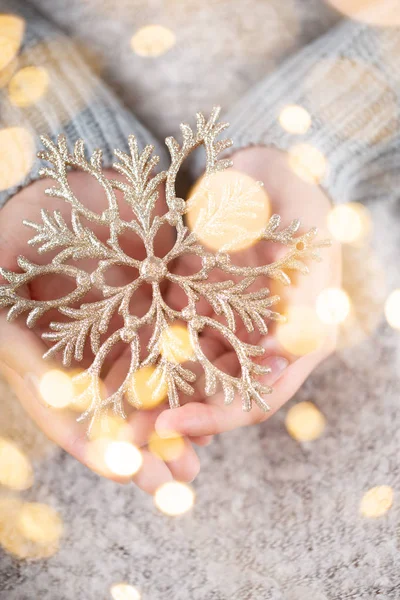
[0,108,330,431]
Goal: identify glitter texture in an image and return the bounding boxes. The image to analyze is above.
[0,108,330,432]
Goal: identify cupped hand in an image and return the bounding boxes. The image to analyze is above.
[0,170,210,495]
[155,146,341,439]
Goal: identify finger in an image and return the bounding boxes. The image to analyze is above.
[0,316,136,484]
[164,437,200,483]
[155,346,327,437]
[190,435,214,446]
[131,450,173,494]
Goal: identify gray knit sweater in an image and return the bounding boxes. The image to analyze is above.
[0,1,399,599]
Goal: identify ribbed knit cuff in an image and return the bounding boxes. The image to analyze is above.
[0,0,168,207]
[211,1,400,204]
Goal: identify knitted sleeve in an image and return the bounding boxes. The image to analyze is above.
[222,0,400,204]
[0,0,167,207]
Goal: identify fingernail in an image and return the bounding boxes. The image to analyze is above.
[155,417,176,439]
[265,356,289,383]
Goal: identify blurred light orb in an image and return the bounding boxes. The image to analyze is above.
[104,441,143,477]
[0,14,25,71]
[285,401,326,442]
[160,324,194,364]
[0,127,35,191]
[88,412,127,441]
[384,289,400,331]
[0,497,60,560]
[360,485,394,518]
[316,287,351,325]
[149,431,185,462]
[39,369,74,409]
[17,502,63,545]
[0,438,33,490]
[327,203,371,245]
[130,25,176,57]
[288,143,327,184]
[324,1,400,26]
[8,66,49,107]
[154,481,195,516]
[111,583,141,600]
[277,305,327,356]
[187,170,271,252]
[0,56,18,88]
[127,365,168,410]
[279,104,311,134]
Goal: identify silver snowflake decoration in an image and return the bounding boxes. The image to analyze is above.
[0,108,330,431]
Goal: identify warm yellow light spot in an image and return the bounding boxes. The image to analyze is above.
[127,365,168,410]
[104,441,143,477]
[288,143,327,184]
[285,401,326,442]
[130,25,176,57]
[160,324,193,364]
[0,438,33,490]
[154,481,195,516]
[327,203,371,245]
[0,14,25,71]
[0,56,18,88]
[69,370,107,414]
[8,65,49,107]
[324,1,400,26]
[0,496,60,560]
[187,170,270,252]
[279,104,311,134]
[149,431,185,462]
[277,305,327,356]
[39,369,74,409]
[384,289,400,331]
[88,412,128,443]
[316,287,351,325]
[111,583,141,600]
[17,502,63,545]
[0,127,35,191]
[360,485,394,518]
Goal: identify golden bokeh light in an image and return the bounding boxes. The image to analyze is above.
[127,365,168,410]
[316,287,351,325]
[17,502,63,545]
[384,289,400,331]
[0,437,33,490]
[69,370,107,414]
[130,25,176,57]
[0,127,35,191]
[0,496,60,560]
[111,583,141,600]
[360,485,394,518]
[154,481,195,516]
[104,441,143,477]
[159,324,194,364]
[187,170,271,252]
[0,56,18,88]
[285,401,326,442]
[327,203,372,245]
[8,65,49,107]
[324,1,400,26]
[148,431,185,462]
[279,104,311,134]
[276,305,327,356]
[287,143,327,184]
[0,14,25,71]
[88,412,127,442]
[39,369,74,409]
